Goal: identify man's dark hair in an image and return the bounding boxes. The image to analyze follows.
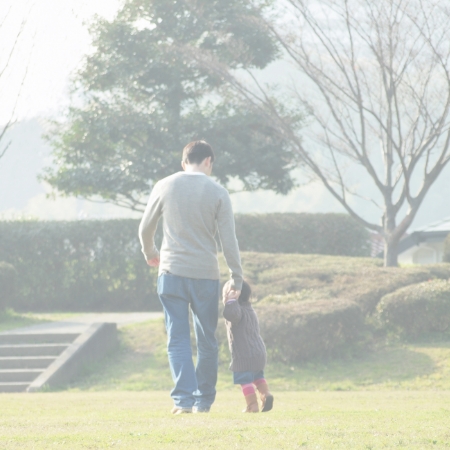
[182,140,215,165]
[238,280,252,305]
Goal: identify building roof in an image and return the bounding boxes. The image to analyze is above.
[398,217,450,254]
[413,217,450,233]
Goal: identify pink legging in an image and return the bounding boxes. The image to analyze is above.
[241,378,266,396]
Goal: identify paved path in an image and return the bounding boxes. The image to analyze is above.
[2,312,164,335]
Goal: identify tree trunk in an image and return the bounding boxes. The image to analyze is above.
[384,235,400,267]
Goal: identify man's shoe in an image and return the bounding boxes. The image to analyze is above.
[171,406,192,415]
[192,406,210,413]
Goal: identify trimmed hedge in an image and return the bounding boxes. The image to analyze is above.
[255,299,365,361]
[234,213,370,256]
[217,253,450,362]
[215,298,365,365]
[0,220,159,312]
[0,214,369,312]
[225,252,450,315]
[0,262,17,311]
[345,264,450,314]
[376,279,450,336]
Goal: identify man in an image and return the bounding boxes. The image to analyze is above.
[139,140,243,414]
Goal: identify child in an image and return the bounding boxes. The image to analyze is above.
[223,279,274,413]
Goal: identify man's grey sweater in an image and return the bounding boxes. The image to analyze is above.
[223,300,267,372]
[138,171,243,290]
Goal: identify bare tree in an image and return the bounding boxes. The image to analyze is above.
[194,0,450,266]
[0,5,31,161]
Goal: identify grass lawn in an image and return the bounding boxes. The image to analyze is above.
[2,318,450,448]
[1,391,449,449]
[67,319,450,392]
[0,309,55,333]
[3,253,450,448]
[0,310,81,332]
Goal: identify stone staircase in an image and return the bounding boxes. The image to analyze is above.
[0,332,79,392]
[0,322,118,393]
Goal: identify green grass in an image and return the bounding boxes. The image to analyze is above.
[0,309,51,332]
[66,319,450,392]
[1,391,449,449]
[0,310,80,332]
[2,316,450,448]
[3,254,450,447]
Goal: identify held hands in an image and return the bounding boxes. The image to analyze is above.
[223,289,241,305]
[146,257,160,267]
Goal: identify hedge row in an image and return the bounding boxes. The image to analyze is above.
[234,213,370,256]
[0,262,17,311]
[377,279,450,336]
[255,299,365,361]
[0,214,369,312]
[215,298,365,364]
[344,264,450,314]
[0,220,159,312]
[218,253,450,362]
[252,276,450,362]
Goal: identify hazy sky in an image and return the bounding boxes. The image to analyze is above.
[0,0,449,228]
[0,0,343,222]
[0,0,120,124]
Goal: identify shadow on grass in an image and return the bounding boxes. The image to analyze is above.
[265,345,437,391]
[66,319,174,391]
[59,318,450,393]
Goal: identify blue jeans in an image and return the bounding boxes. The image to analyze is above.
[157,272,220,409]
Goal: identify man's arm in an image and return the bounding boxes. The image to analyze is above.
[217,190,243,291]
[138,183,162,263]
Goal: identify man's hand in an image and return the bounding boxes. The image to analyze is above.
[223,289,241,305]
[147,257,160,267]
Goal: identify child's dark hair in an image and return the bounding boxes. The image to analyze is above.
[238,280,252,304]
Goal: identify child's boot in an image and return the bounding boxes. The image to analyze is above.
[256,382,274,412]
[243,393,259,413]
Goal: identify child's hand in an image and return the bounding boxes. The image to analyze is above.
[223,289,241,305]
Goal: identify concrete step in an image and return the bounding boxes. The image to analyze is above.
[0,356,56,369]
[0,333,79,345]
[0,382,29,393]
[0,323,118,392]
[0,344,68,357]
[0,369,43,382]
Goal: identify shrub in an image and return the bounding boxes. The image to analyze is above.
[255,299,365,362]
[0,214,370,313]
[234,213,370,256]
[216,295,367,365]
[377,279,450,336]
[215,254,450,363]
[345,265,450,314]
[0,262,17,311]
[0,220,159,312]
[220,252,450,314]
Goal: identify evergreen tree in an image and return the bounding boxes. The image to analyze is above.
[43,0,300,210]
